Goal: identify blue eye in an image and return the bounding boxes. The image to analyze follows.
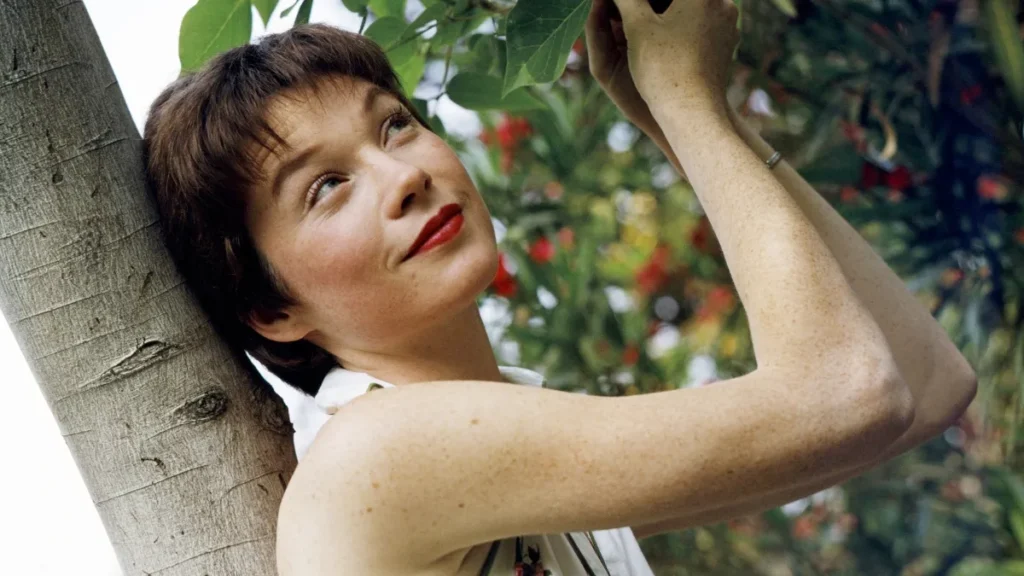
[308,175,344,207]
[386,110,414,140]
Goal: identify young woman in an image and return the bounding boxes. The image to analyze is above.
[142,0,977,573]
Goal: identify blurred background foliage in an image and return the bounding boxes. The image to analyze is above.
[179,0,1024,573]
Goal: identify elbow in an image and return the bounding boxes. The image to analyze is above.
[852,355,915,445]
[928,362,978,432]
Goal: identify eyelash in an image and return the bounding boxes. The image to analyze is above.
[304,106,416,208]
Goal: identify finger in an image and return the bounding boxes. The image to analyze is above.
[608,0,647,20]
[585,0,616,72]
[585,0,612,50]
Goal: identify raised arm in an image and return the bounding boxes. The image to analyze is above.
[588,0,976,539]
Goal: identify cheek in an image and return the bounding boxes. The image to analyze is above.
[286,226,381,305]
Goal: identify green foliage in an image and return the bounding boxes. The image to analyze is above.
[178,0,251,73]
[447,72,545,111]
[294,0,313,25]
[983,0,1024,113]
[502,0,591,95]
[368,0,406,18]
[252,0,278,25]
[177,0,593,97]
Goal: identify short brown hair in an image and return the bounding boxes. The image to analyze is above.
[142,24,426,396]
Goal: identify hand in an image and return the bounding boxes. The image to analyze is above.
[585,0,666,146]
[609,0,740,119]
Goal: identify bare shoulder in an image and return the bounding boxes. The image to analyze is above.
[277,364,906,575]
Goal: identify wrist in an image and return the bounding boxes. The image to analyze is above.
[648,93,731,129]
[652,99,732,135]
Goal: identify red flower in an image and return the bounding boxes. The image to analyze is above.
[885,165,912,191]
[707,286,735,312]
[485,115,533,173]
[860,162,882,188]
[622,345,640,366]
[696,285,735,321]
[960,84,983,106]
[497,115,532,146]
[690,217,715,254]
[941,479,964,502]
[840,186,860,203]
[791,516,818,540]
[940,268,964,288]
[840,120,864,143]
[491,253,518,298]
[1015,228,1024,244]
[646,320,661,337]
[869,22,890,38]
[556,227,575,250]
[544,181,565,200]
[977,175,1008,201]
[635,245,672,295]
[571,38,585,57]
[528,237,555,264]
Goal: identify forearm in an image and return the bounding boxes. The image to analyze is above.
[652,104,896,373]
[726,109,977,442]
[633,387,941,540]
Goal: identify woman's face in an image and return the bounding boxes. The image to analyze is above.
[245,76,498,354]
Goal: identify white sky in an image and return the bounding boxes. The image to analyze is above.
[0,2,474,574]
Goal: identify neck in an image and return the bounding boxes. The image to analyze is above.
[329,304,502,385]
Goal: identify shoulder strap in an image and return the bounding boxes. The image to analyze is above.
[477,540,502,576]
[565,532,599,576]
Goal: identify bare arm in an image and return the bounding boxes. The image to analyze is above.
[630,90,976,544]
[724,108,978,429]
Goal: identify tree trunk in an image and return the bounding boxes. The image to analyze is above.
[0,2,295,574]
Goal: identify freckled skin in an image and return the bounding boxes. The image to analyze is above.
[244,76,499,368]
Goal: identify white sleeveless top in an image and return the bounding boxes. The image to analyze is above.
[304,365,656,576]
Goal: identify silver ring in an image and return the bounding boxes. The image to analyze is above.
[765,151,783,170]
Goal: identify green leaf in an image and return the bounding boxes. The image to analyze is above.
[369,0,405,17]
[502,0,590,96]
[768,0,796,17]
[365,16,415,65]
[983,0,1024,113]
[294,0,314,24]
[342,0,370,14]
[458,34,500,75]
[446,72,546,111]
[1011,510,1024,553]
[279,0,300,17]
[253,0,279,25]
[394,52,426,97]
[406,2,446,33]
[179,0,252,72]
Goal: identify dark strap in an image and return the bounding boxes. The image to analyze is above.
[565,532,598,576]
[585,531,611,574]
[477,540,502,576]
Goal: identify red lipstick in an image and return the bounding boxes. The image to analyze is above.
[405,204,464,261]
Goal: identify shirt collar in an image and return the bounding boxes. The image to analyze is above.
[314,365,546,416]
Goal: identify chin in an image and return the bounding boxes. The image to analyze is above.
[455,239,500,300]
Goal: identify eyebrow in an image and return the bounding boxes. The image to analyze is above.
[268,85,391,199]
[269,144,321,201]
[363,84,388,114]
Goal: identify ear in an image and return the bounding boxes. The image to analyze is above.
[247,308,314,344]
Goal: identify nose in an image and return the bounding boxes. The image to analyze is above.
[376,152,432,219]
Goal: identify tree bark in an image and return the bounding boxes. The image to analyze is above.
[0,2,295,574]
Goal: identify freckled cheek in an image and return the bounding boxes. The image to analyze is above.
[293,231,383,295]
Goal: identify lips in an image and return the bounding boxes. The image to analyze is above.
[404,203,463,261]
